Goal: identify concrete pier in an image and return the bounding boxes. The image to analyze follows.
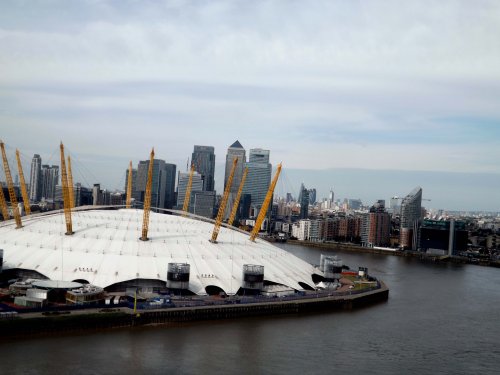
[0,283,389,338]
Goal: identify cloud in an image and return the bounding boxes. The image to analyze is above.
[0,0,499,210]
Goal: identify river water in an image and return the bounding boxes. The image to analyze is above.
[1,244,499,375]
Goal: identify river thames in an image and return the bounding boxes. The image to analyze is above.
[1,244,499,375]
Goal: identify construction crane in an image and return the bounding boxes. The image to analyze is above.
[141,148,154,241]
[0,140,22,228]
[59,142,73,235]
[126,160,133,209]
[210,157,238,243]
[227,166,248,227]
[249,163,282,242]
[15,149,31,215]
[0,187,9,221]
[67,155,75,209]
[182,163,195,215]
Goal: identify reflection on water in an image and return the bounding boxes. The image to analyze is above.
[1,244,499,375]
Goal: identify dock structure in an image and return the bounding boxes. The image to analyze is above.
[0,283,388,338]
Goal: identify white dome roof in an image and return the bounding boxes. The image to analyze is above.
[0,209,318,295]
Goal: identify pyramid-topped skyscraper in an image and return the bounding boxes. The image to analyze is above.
[224,140,247,220]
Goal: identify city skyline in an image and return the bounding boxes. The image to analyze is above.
[2,141,499,213]
[1,1,499,211]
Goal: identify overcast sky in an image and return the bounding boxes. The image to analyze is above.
[1,1,499,211]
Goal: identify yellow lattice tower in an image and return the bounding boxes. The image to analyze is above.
[141,149,154,241]
[15,149,31,215]
[60,142,73,235]
[228,166,248,227]
[0,187,9,221]
[211,157,238,243]
[0,140,22,228]
[67,155,75,209]
[182,163,195,215]
[249,163,282,242]
[126,161,133,209]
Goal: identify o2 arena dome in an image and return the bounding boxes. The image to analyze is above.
[0,208,319,295]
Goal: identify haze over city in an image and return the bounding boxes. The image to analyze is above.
[1,0,499,211]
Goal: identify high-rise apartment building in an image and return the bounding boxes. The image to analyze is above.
[361,200,391,247]
[41,165,59,201]
[243,148,272,215]
[339,216,361,241]
[29,154,42,202]
[224,141,246,219]
[399,187,423,249]
[192,145,215,192]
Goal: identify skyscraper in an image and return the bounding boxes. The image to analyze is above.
[299,184,309,219]
[298,183,305,204]
[29,154,42,202]
[327,188,335,209]
[135,159,176,210]
[399,186,423,249]
[224,141,246,193]
[308,188,317,205]
[41,165,59,201]
[192,145,215,192]
[163,163,176,209]
[224,140,246,218]
[243,148,272,216]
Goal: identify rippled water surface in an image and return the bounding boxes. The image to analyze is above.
[1,244,499,375]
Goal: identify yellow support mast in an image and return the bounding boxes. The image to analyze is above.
[249,163,282,242]
[126,161,133,209]
[228,166,248,227]
[0,140,22,228]
[211,157,238,243]
[182,163,195,215]
[67,155,75,209]
[141,148,154,241]
[60,142,73,235]
[15,150,31,215]
[0,187,9,221]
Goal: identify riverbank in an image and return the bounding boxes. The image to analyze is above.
[287,240,500,268]
[0,282,388,339]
